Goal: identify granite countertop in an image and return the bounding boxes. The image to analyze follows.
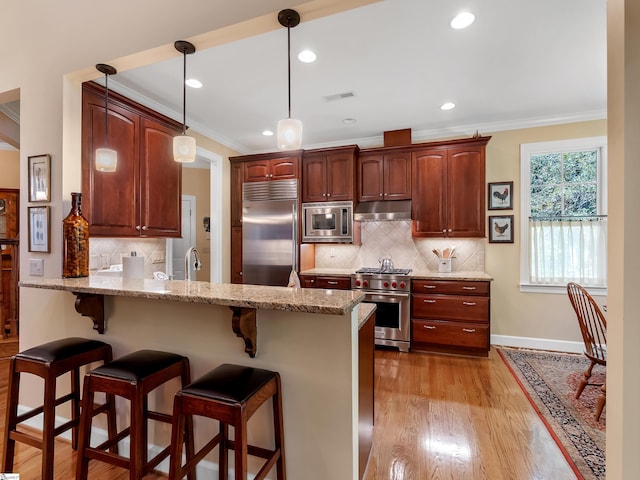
[358,303,376,329]
[300,268,492,282]
[20,277,365,315]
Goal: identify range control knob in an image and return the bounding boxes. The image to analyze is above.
[391,282,397,288]
[399,282,406,289]
[383,281,390,288]
[363,280,369,287]
[355,280,361,287]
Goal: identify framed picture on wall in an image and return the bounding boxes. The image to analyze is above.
[28,206,50,252]
[488,181,513,210]
[28,154,51,202]
[489,215,514,243]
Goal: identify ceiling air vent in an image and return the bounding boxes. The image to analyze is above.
[324,91,355,102]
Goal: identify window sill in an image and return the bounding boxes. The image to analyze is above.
[519,283,608,296]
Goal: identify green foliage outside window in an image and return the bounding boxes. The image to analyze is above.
[530,150,598,217]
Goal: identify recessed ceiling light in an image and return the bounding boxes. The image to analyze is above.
[440,102,456,111]
[450,12,475,29]
[342,118,357,125]
[185,78,203,88]
[262,130,274,136]
[298,50,317,63]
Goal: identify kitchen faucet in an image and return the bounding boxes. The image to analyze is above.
[184,246,202,281]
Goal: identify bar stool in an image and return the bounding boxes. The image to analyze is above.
[1,337,114,480]
[168,364,285,480]
[75,349,193,479]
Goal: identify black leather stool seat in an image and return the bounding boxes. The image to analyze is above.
[181,364,277,404]
[90,349,187,382]
[17,337,109,364]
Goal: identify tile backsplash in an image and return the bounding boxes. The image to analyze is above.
[89,238,166,278]
[315,220,485,272]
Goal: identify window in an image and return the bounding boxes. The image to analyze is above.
[520,137,607,293]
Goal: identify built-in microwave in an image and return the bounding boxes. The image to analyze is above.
[302,201,353,243]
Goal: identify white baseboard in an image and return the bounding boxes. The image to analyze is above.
[491,334,583,354]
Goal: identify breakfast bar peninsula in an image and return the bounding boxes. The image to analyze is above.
[20,277,368,479]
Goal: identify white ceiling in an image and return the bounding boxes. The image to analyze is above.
[93,0,606,155]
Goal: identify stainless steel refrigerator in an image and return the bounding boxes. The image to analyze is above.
[242,179,299,286]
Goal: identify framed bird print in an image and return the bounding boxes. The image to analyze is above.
[489,215,514,243]
[488,181,513,210]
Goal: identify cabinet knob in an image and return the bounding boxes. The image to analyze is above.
[142,226,148,231]
[379,193,383,197]
[448,229,452,233]
[323,193,326,197]
[240,271,243,275]
[136,225,141,231]
[442,229,446,234]
[327,193,331,197]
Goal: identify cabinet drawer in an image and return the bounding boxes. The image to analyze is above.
[299,275,317,288]
[412,320,488,350]
[412,294,489,322]
[412,280,489,296]
[316,276,351,290]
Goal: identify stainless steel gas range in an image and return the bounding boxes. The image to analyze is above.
[352,268,412,352]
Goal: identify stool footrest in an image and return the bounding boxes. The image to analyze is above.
[15,391,76,425]
[95,427,129,452]
[84,449,130,470]
[226,439,278,461]
[147,410,172,424]
[9,430,43,450]
[53,418,78,437]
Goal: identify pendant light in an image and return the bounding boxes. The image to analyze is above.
[173,40,197,163]
[277,9,303,150]
[95,63,118,172]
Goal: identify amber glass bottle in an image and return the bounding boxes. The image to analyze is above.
[62,192,89,277]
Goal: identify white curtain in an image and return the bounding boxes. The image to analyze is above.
[529,217,607,286]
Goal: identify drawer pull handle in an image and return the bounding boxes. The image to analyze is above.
[423,300,436,304]
[423,285,437,289]
[423,325,436,330]
[462,286,476,290]
[462,302,477,306]
[462,328,476,333]
[327,281,338,285]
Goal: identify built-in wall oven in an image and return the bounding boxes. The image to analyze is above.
[352,268,412,352]
[302,201,353,243]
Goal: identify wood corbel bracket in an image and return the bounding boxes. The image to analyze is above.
[229,306,257,358]
[73,292,105,334]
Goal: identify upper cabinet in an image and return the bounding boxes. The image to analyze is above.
[243,154,300,183]
[411,137,490,238]
[302,146,358,202]
[82,82,183,237]
[357,148,411,202]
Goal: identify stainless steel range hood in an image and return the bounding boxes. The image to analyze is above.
[354,200,412,221]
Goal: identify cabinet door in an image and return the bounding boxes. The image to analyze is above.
[302,154,327,202]
[82,88,139,236]
[139,117,182,237]
[230,162,243,227]
[358,153,384,201]
[231,226,243,284]
[383,153,411,200]
[244,160,271,182]
[326,151,355,201]
[447,146,485,237]
[270,157,299,180]
[411,149,447,237]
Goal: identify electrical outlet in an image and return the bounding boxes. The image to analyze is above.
[330,248,335,257]
[29,258,44,276]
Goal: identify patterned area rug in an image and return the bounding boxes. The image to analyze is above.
[497,347,605,480]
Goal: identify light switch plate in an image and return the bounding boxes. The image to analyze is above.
[29,258,44,276]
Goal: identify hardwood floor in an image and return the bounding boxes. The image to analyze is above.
[0,342,575,479]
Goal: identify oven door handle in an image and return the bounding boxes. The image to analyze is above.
[364,291,410,301]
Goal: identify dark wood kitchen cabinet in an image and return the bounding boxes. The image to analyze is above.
[82,82,183,237]
[411,279,490,357]
[412,136,490,238]
[231,226,243,284]
[299,275,351,290]
[242,152,300,183]
[302,146,358,202]
[357,148,411,202]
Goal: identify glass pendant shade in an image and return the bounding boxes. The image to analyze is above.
[95,148,118,172]
[277,117,303,150]
[173,134,196,163]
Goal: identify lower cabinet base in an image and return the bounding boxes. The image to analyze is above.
[411,342,489,358]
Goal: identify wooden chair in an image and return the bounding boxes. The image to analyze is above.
[566,282,607,421]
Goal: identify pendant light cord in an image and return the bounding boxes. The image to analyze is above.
[182,49,187,136]
[104,72,110,147]
[287,18,292,119]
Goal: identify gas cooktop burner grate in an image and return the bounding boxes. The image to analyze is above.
[355,267,412,275]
